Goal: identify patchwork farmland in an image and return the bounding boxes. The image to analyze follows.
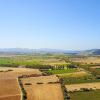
[0,67,42,100]
[0,67,64,100]
[0,55,100,100]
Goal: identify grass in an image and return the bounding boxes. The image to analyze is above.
[0,55,67,68]
[70,90,100,100]
[61,75,100,85]
[48,69,77,74]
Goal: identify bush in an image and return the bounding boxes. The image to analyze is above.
[80,88,90,92]
[37,82,43,84]
[25,83,32,85]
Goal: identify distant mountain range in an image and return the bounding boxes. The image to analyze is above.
[0,48,100,55]
[79,49,100,55]
[0,48,79,55]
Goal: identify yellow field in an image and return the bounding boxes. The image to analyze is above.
[70,57,100,64]
[0,67,64,100]
[58,71,89,78]
[0,67,42,79]
[21,75,64,100]
[39,58,67,66]
[66,82,100,92]
[21,75,59,83]
[90,66,100,69]
[0,67,42,100]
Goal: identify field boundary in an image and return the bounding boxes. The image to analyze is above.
[18,78,27,100]
[17,78,23,100]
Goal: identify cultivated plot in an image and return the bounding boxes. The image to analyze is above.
[21,75,64,100]
[0,79,22,100]
[66,82,100,92]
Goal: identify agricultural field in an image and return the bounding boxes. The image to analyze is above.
[21,75,59,83]
[48,69,78,74]
[0,55,100,100]
[65,82,100,100]
[57,70,88,77]
[61,56,100,100]
[21,75,64,100]
[70,89,100,100]
[0,67,43,100]
[65,82,100,92]
[0,67,42,79]
[0,79,22,100]
[0,66,64,100]
[70,56,100,64]
[89,66,100,76]
[0,55,67,68]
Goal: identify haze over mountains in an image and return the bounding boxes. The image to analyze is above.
[0,48,100,55]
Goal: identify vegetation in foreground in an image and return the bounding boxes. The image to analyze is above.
[70,89,100,100]
[60,75,100,85]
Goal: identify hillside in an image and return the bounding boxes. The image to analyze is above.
[79,49,100,55]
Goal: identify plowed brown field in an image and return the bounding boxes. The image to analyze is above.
[0,79,22,100]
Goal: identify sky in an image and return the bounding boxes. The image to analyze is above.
[0,0,100,50]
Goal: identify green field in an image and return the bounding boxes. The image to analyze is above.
[48,69,77,74]
[0,55,69,70]
[60,75,100,85]
[70,90,100,100]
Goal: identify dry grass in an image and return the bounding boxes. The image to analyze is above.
[39,58,66,66]
[21,75,59,83]
[23,84,63,100]
[90,66,100,69]
[21,75,64,100]
[0,67,64,100]
[0,67,42,100]
[0,79,22,100]
[58,71,89,78]
[71,57,100,64]
[65,82,100,92]
[0,67,42,79]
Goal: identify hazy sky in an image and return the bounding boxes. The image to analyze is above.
[0,0,100,50]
